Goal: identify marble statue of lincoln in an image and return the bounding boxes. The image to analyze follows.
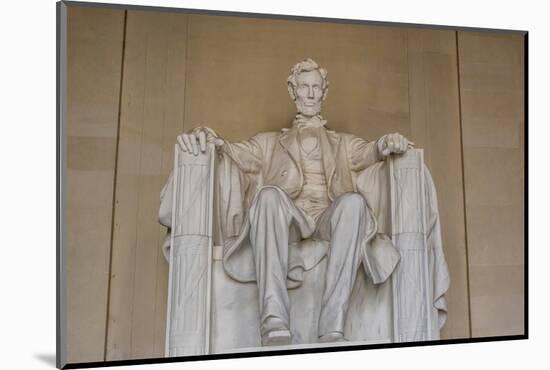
[175,58,414,346]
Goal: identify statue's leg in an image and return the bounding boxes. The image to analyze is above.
[316,192,369,341]
[249,187,295,345]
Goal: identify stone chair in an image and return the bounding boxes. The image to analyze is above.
[159,145,449,357]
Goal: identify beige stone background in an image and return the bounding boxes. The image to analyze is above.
[64,5,525,364]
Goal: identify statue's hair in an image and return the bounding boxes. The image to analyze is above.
[287,58,329,101]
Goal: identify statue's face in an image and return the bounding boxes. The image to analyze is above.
[293,70,324,117]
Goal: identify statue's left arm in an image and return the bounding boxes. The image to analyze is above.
[348,133,413,172]
[347,136,382,172]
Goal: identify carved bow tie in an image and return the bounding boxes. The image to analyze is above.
[293,114,327,128]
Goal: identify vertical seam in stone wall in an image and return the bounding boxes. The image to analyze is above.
[152,18,169,354]
[182,15,191,132]
[129,15,152,356]
[455,31,473,338]
[405,31,411,127]
[104,9,128,361]
[57,3,67,366]
[405,30,412,138]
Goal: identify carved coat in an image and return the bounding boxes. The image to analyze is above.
[219,125,403,286]
[221,124,381,202]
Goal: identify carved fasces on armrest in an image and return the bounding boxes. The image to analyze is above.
[172,145,215,237]
[389,149,439,342]
[165,144,215,357]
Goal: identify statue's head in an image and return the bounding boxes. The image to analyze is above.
[287,58,329,117]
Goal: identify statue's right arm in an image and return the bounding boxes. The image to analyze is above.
[177,127,263,174]
[220,136,263,174]
[161,128,262,234]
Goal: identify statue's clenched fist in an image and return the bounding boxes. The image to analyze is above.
[177,127,225,155]
[377,132,414,158]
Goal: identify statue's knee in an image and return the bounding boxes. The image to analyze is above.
[256,187,284,208]
[335,192,367,214]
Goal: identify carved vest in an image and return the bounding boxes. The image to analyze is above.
[294,129,331,221]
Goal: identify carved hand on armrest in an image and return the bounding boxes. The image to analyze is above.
[177,126,225,156]
[376,133,415,158]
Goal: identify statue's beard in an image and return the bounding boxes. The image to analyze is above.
[295,100,322,117]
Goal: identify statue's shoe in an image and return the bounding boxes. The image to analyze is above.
[318,332,347,343]
[261,317,292,346]
[262,329,292,346]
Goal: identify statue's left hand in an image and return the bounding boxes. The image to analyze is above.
[377,133,414,157]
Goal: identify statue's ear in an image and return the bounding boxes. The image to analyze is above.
[322,86,329,101]
[287,82,296,101]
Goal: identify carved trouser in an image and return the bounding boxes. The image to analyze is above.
[248,186,372,338]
